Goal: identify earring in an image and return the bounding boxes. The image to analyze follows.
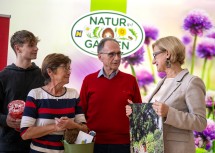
[166,58,171,68]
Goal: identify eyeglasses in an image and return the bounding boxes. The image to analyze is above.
[57,65,72,71]
[100,51,123,58]
[153,50,166,59]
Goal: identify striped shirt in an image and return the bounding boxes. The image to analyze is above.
[20,87,86,153]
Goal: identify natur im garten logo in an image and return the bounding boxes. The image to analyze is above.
[71,11,145,58]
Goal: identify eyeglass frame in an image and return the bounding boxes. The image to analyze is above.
[99,51,123,58]
[153,50,166,59]
[50,65,72,71]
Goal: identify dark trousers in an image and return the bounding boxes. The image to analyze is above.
[94,144,130,153]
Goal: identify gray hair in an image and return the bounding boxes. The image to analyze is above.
[97,38,119,53]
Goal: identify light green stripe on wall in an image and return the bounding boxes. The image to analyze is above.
[90,0,127,13]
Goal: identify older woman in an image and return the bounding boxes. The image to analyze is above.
[20,53,87,153]
[126,36,207,153]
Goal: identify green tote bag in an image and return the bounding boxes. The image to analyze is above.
[63,140,94,153]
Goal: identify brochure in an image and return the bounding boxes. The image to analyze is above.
[129,103,164,153]
[74,131,94,144]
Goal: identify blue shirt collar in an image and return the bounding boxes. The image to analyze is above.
[97,68,119,79]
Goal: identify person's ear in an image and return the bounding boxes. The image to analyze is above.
[98,53,102,61]
[166,50,170,58]
[47,68,53,76]
[14,44,21,54]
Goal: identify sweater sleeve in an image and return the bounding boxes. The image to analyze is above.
[0,114,7,127]
[79,77,88,114]
[0,81,8,127]
[75,89,87,123]
[20,93,37,136]
[132,76,142,104]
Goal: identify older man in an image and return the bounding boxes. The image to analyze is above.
[80,38,142,153]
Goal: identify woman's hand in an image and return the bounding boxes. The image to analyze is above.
[126,99,133,117]
[152,100,169,117]
[55,117,88,132]
[55,117,76,129]
[54,123,66,132]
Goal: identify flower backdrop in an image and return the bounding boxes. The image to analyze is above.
[1,0,215,152]
[122,9,215,153]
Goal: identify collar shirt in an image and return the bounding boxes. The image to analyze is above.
[97,68,119,79]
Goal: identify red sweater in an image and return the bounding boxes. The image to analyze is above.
[80,70,142,144]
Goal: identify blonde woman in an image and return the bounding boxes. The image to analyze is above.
[126,36,206,153]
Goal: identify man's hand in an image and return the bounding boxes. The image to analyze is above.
[125,99,133,117]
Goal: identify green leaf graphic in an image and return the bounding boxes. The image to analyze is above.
[129,28,138,40]
[87,33,92,38]
[93,27,99,38]
[98,28,103,38]
[119,37,129,40]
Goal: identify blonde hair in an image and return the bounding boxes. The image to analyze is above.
[152,36,185,65]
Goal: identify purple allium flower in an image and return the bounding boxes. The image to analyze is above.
[158,72,166,79]
[143,26,159,45]
[182,35,192,45]
[205,140,212,150]
[206,29,215,39]
[196,38,215,59]
[186,46,193,59]
[194,131,204,140]
[183,9,213,36]
[202,119,215,140]
[122,46,144,68]
[206,96,214,107]
[194,135,212,151]
[136,70,154,86]
[194,135,204,148]
[194,119,215,150]
[206,91,215,107]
